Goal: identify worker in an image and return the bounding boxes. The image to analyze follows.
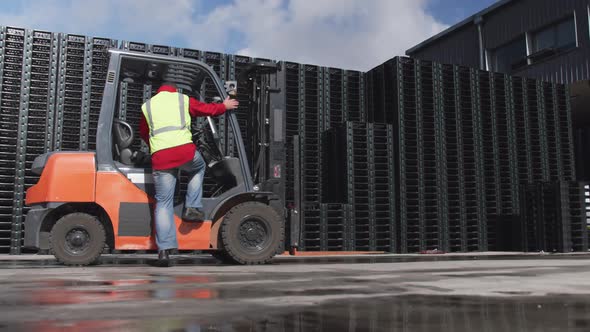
[139,81,239,266]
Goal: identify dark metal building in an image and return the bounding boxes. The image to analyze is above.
[407,0,589,84]
[407,0,590,181]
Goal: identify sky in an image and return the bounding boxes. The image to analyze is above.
[0,0,498,71]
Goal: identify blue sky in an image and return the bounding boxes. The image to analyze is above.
[0,0,500,70]
[427,0,498,25]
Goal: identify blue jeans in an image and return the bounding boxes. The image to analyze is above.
[152,150,206,250]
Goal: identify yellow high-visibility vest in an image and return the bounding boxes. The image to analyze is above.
[141,91,192,154]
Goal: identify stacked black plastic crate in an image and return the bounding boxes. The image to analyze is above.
[53,34,116,152]
[370,123,396,252]
[440,64,462,252]
[518,80,584,252]
[298,65,324,249]
[0,27,25,253]
[199,51,227,197]
[302,65,323,203]
[482,72,520,250]
[521,181,586,252]
[282,62,301,209]
[345,122,371,251]
[475,71,502,249]
[176,48,210,198]
[319,203,350,251]
[344,70,365,123]
[393,57,420,253]
[457,66,487,251]
[318,67,351,250]
[227,54,254,164]
[323,67,344,128]
[16,30,60,253]
[54,34,88,151]
[87,38,116,150]
[418,60,448,252]
[375,57,449,253]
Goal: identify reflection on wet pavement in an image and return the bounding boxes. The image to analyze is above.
[2,254,590,331]
[12,295,590,331]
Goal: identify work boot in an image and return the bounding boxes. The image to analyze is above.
[155,249,172,267]
[182,207,205,222]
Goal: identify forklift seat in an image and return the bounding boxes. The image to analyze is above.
[113,118,144,166]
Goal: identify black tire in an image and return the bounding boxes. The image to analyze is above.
[50,213,106,266]
[220,202,284,265]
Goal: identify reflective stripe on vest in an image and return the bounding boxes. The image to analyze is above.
[141,92,192,154]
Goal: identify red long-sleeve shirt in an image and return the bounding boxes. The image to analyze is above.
[139,85,226,170]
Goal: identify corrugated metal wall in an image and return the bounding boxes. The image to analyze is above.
[408,0,590,85]
[485,0,589,84]
[406,25,480,68]
[482,0,583,49]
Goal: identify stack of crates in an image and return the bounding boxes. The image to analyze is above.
[370,124,396,252]
[393,57,421,253]
[0,27,26,253]
[54,34,89,151]
[55,34,118,152]
[199,51,227,197]
[554,84,576,181]
[323,67,344,129]
[301,65,323,203]
[88,38,117,150]
[455,65,487,251]
[280,61,367,252]
[283,62,302,208]
[17,30,60,253]
[320,203,350,251]
[344,70,365,123]
[345,122,371,251]
[419,60,448,252]
[585,184,590,233]
[511,77,534,184]
[520,182,587,252]
[525,78,550,181]
[474,70,502,248]
[364,55,582,253]
[543,82,561,181]
[440,63,466,252]
[227,54,254,165]
[561,182,586,252]
[301,203,321,250]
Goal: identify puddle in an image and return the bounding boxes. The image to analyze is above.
[7,294,590,332]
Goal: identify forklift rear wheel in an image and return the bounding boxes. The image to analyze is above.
[50,213,106,266]
[220,202,284,265]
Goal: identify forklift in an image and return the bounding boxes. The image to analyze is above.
[23,49,288,266]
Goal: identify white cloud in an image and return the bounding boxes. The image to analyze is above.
[0,0,447,71]
[201,0,448,70]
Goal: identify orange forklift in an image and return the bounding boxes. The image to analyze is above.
[23,49,287,265]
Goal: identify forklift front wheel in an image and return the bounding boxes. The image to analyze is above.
[50,213,106,266]
[220,202,284,265]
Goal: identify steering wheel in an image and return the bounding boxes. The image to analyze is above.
[113,118,150,166]
[113,119,134,149]
[191,120,223,166]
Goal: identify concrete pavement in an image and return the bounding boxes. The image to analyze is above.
[0,253,590,331]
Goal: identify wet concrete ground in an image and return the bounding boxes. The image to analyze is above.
[1,253,590,331]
